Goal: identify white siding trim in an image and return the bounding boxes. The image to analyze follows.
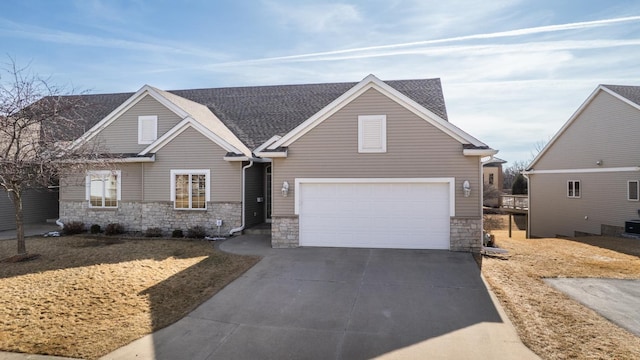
[138,115,158,144]
[294,177,455,217]
[358,115,387,153]
[525,166,640,175]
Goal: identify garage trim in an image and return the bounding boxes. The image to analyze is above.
[294,177,456,216]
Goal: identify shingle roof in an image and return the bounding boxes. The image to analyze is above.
[55,78,448,149]
[602,85,640,106]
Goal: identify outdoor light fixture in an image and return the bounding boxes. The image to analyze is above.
[281,181,289,197]
[463,180,471,197]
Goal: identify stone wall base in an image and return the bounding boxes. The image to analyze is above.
[450,217,482,252]
[272,216,299,248]
[60,201,241,236]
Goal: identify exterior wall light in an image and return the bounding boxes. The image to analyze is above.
[463,180,471,198]
[281,181,289,197]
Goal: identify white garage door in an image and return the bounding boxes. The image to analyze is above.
[298,180,451,249]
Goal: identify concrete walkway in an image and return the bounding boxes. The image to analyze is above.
[101,235,539,360]
[0,223,61,241]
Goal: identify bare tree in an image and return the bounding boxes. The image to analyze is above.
[0,58,108,258]
[503,160,528,191]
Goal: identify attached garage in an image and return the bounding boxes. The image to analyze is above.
[295,178,454,249]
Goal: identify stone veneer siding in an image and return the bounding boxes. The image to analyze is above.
[450,217,482,252]
[272,215,482,252]
[271,216,299,248]
[60,201,241,236]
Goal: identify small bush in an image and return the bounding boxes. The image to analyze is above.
[186,225,207,239]
[90,224,102,234]
[172,229,184,238]
[105,223,125,236]
[145,227,163,238]
[63,221,85,235]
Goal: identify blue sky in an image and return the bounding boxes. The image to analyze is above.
[2,0,640,165]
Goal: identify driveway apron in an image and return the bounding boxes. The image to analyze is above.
[102,235,539,360]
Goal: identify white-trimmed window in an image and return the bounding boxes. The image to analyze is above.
[170,170,210,210]
[86,170,121,208]
[358,115,387,153]
[628,180,639,201]
[567,180,581,198]
[138,115,158,144]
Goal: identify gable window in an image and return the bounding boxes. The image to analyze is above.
[567,180,581,198]
[170,170,210,210]
[358,115,387,153]
[87,170,121,208]
[138,115,158,144]
[489,173,494,185]
[629,180,639,201]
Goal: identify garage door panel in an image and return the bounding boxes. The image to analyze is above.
[299,181,450,249]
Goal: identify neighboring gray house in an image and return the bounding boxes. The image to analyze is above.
[60,75,496,251]
[0,189,58,231]
[526,85,640,238]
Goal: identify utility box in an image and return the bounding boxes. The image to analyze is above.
[625,220,640,234]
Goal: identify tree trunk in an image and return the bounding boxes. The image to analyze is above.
[9,191,26,255]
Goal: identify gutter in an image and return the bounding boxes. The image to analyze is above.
[229,160,254,236]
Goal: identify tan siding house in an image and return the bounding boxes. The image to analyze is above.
[527,85,640,238]
[58,75,495,251]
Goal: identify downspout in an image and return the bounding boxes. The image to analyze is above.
[523,172,531,239]
[229,160,254,236]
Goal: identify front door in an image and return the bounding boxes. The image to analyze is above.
[265,165,272,223]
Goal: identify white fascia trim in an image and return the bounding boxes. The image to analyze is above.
[293,177,456,217]
[254,135,282,153]
[463,149,499,157]
[223,156,250,161]
[139,117,242,155]
[524,166,640,175]
[255,150,288,158]
[269,74,488,150]
[70,85,189,149]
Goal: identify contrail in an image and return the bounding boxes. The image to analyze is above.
[212,15,640,66]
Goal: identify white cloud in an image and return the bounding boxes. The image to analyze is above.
[263,1,362,33]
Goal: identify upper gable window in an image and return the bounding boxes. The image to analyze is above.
[358,115,387,153]
[138,116,158,144]
[628,180,639,201]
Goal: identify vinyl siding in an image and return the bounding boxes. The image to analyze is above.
[0,189,59,231]
[534,91,640,170]
[529,172,640,237]
[59,163,142,201]
[143,127,241,202]
[93,95,183,153]
[273,88,480,217]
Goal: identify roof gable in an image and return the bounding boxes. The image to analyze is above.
[268,74,488,150]
[529,84,640,169]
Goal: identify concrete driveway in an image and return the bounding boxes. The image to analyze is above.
[102,235,538,360]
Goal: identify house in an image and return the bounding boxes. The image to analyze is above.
[482,157,506,207]
[526,85,640,238]
[59,74,496,251]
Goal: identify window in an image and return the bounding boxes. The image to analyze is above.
[171,170,210,209]
[358,115,387,153]
[567,180,581,198]
[138,115,158,144]
[489,173,494,185]
[629,180,639,201]
[86,170,121,208]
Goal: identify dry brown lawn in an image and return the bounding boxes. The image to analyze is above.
[0,236,259,359]
[482,215,640,360]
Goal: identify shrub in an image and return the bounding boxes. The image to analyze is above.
[145,227,163,238]
[90,224,102,234]
[172,229,184,238]
[105,223,125,236]
[186,225,207,239]
[63,221,85,235]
